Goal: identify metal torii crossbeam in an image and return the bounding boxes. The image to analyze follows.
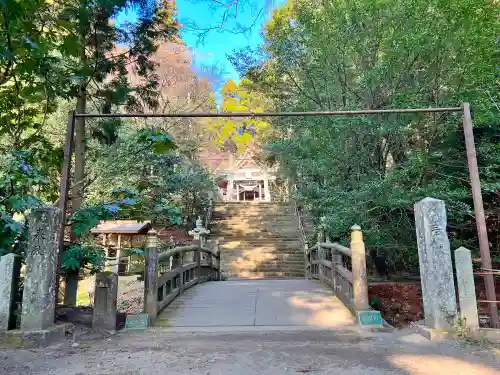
[56,103,498,327]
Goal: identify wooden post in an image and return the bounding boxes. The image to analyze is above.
[179,254,184,294]
[55,111,76,304]
[196,239,202,283]
[462,103,498,328]
[317,230,324,280]
[304,243,309,279]
[215,240,221,281]
[351,225,369,311]
[144,230,158,325]
[264,168,270,201]
[207,246,213,280]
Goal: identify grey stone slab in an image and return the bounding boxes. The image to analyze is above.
[92,272,118,332]
[21,206,61,331]
[0,253,21,331]
[455,247,479,330]
[414,197,457,330]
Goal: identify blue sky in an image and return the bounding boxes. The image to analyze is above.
[117,0,284,89]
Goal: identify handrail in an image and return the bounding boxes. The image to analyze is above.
[308,243,319,251]
[157,245,198,263]
[144,234,221,324]
[305,226,368,315]
[320,242,352,257]
[157,244,220,263]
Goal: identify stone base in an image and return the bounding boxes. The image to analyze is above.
[416,324,457,341]
[0,323,73,348]
[469,328,500,344]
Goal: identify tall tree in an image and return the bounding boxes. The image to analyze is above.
[239,0,500,272]
[58,0,179,215]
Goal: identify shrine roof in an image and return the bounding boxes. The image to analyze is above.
[90,220,152,234]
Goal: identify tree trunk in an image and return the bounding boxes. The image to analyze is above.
[65,10,87,304]
[64,86,86,306]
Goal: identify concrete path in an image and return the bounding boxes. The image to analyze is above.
[155,279,355,328]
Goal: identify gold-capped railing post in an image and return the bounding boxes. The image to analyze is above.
[144,229,159,325]
[350,225,369,311]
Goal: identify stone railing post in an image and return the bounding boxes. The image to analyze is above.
[0,253,22,330]
[144,229,159,325]
[351,225,369,311]
[189,216,210,284]
[304,243,309,279]
[331,246,343,294]
[455,247,479,331]
[317,229,324,279]
[21,206,61,331]
[414,197,457,330]
[92,271,118,332]
[215,240,221,281]
[179,254,185,294]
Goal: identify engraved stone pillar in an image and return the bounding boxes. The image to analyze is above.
[0,254,21,330]
[92,272,118,331]
[21,206,61,331]
[414,197,457,330]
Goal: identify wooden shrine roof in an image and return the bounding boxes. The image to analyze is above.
[90,220,152,234]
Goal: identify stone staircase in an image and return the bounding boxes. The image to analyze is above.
[210,202,305,278]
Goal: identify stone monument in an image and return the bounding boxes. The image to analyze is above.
[21,206,60,331]
[455,247,479,331]
[0,254,21,330]
[92,272,118,332]
[414,197,457,330]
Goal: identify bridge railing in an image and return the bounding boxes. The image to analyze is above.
[143,230,220,324]
[305,225,369,315]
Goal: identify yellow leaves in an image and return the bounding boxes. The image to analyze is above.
[207,79,273,154]
[222,79,238,95]
[221,97,241,112]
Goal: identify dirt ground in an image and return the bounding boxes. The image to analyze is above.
[0,327,499,375]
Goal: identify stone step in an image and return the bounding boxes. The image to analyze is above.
[214,234,302,240]
[221,254,304,265]
[212,217,297,223]
[222,271,305,278]
[221,266,305,274]
[215,222,298,228]
[214,216,297,221]
[217,242,303,249]
[221,252,303,258]
[219,245,303,251]
[213,210,295,215]
[214,203,292,209]
[220,262,305,269]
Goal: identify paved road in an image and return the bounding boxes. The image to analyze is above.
[155,279,355,328]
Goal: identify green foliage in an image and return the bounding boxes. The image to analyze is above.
[0,152,47,255]
[240,0,500,272]
[61,243,105,275]
[84,121,214,226]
